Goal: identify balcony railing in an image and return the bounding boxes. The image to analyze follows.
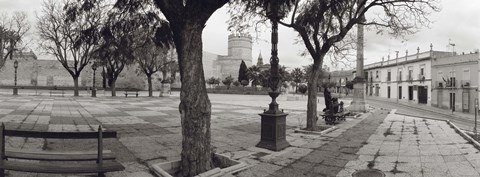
[435,81,444,88]
[418,74,425,83]
[461,80,471,87]
[407,75,413,82]
[445,77,456,88]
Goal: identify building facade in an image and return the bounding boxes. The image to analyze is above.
[364,48,451,105]
[329,70,355,95]
[431,52,480,113]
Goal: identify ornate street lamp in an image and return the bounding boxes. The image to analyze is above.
[13,60,18,95]
[256,0,290,151]
[91,63,97,97]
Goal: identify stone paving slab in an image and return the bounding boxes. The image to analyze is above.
[0,94,320,176]
[337,113,480,177]
[0,93,476,177]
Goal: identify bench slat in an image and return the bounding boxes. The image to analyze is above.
[4,130,117,139]
[0,160,124,173]
[5,150,116,161]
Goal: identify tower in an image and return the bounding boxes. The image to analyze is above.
[227,34,253,65]
[257,51,263,66]
[216,34,253,79]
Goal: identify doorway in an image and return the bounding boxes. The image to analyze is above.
[418,86,428,104]
[387,86,391,98]
[462,92,469,112]
[450,93,456,111]
[408,86,414,100]
[398,86,402,99]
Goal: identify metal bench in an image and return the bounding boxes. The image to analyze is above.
[319,101,348,125]
[124,90,139,97]
[49,90,65,97]
[0,124,124,177]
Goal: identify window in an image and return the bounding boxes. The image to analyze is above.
[408,66,413,80]
[420,64,425,76]
[463,69,470,80]
[387,71,391,81]
[376,71,379,78]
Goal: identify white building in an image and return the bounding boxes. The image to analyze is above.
[364,47,451,105]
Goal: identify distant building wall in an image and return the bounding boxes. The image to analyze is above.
[431,52,479,113]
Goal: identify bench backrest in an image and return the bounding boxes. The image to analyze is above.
[3,130,117,139]
[0,124,115,164]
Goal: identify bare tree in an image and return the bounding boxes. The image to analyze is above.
[230,0,439,130]
[135,31,174,96]
[37,0,103,96]
[95,3,141,97]
[0,11,30,69]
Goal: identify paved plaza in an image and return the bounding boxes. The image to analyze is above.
[0,92,479,177]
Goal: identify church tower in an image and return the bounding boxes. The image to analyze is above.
[257,51,263,66]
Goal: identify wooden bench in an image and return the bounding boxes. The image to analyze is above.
[124,90,139,97]
[0,124,124,177]
[49,90,65,97]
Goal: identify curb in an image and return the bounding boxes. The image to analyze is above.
[294,126,338,135]
[447,120,480,150]
[368,98,473,123]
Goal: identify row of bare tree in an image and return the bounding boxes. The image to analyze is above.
[0,1,177,97]
[35,0,177,97]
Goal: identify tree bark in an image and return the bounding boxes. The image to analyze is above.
[73,76,79,96]
[175,22,213,177]
[305,59,323,131]
[147,74,153,97]
[110,79,116,97]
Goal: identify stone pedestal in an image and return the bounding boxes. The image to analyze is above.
[349,81,366,112]
[256,112,290,151]
[13,87,18,95]
[91,89,96,97]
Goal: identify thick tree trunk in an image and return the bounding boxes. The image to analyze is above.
[147,75,153,97]
[110,79,116,97]
[73,76,79,96]
[305,59,322,131]
[176,23,213,176]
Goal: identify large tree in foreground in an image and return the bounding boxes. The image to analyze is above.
[152,0,229,176]
[230,0,439,131]
[38,0,103,96]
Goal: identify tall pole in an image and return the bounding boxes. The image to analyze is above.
[257,0,289,151]
[475,98,478,139]
[92,63,97,97]
[396,51,399,103]
[350,0,367,112]
[13,60,18,95]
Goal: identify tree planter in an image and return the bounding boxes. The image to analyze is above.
[294,125,337,135]
[150,153,247,177]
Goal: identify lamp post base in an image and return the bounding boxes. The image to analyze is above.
[256,111,290,151]
[91,89,96,97]
[13,88,18,95]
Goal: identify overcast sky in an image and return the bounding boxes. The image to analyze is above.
[1,0,479,71]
